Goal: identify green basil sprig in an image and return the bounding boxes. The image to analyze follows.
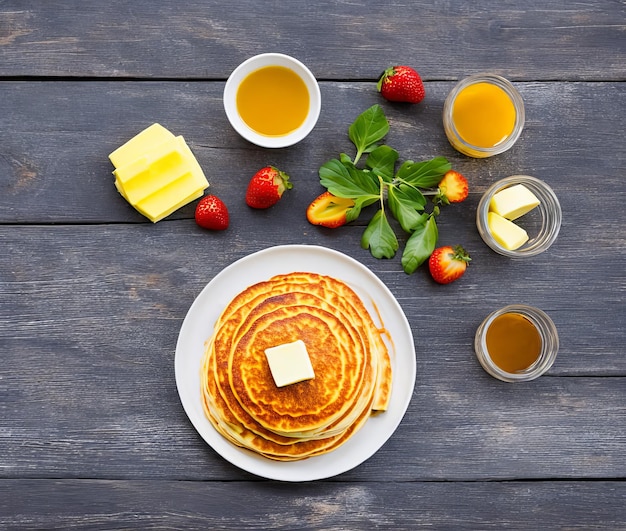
[318,104,452,274]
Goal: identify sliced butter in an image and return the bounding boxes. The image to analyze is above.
[264,340,315,388]
[114,136,207,204]
[488,211,529,250]
[114,147,185,204]
[489,184,540,220]
[108,123,174,169]
[134,188,204,223]
[109,125,209,222]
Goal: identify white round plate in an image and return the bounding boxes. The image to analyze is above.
[175,245,416,481]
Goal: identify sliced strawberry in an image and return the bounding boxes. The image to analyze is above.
[436,170,469,204]
[245,166,292,209]
[306,191,355,228]
[377,66,425,103]
[195,195,229,230]
[428,245,471,284]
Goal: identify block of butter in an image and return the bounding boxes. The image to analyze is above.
[109,123,174,169]
[108,124,208,222]
[264,340,315,388]
[487,212,529,250]
[489,183,540,221]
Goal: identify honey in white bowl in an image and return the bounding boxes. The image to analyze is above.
[223,53,321,148]
[237,65,310,137]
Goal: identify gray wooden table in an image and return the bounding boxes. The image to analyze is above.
[1,1,624,528]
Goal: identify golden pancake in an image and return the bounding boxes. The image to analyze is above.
[229,303,374,436]
[202,361,375,461]
[200,271,392,461]
[201,345,362,460]
[269,272,392,411]
[223,286,376,437]
[219,272,392,411]
[211,294,373,442]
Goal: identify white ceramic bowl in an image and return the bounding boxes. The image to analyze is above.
[223,53,321,148]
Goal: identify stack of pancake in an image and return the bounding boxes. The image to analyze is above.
[200,272,392,461]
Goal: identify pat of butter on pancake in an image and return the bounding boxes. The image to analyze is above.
[265,340,315,387]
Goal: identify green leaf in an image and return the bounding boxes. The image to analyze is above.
[394,160,414,179]
[339,152,353,164]
[387,186,427,232]
[397,183,427,208]
[361,209,398,259]
[345,204,362,222]
[396,156,451,188]
[349,105,390,163]
[346,196,379,222]
[401,215,438,274]
[365,145,398,182]
[319,159,379,199]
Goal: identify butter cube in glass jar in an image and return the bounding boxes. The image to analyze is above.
[476,175,562,258]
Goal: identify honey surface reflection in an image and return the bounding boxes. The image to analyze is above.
[485,312,542,373]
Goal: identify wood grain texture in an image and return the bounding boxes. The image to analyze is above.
[1,224,624,483]
[0,81,623,223]
[0,0,624,528]
[0,0,623,80]
[2,479,625,529]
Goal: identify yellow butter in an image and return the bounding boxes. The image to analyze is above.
[114,149,184,204]
[487,211,529,250]
[133,172,206,223]
[114,177,127,200]
[109,125,209,222]
[489,184,540,220]
[108,123,174,169]
[114,136,207,204]
[264,340,315,387]
[134,188,204,223]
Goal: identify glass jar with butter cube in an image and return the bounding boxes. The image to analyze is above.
[476,175,562,257]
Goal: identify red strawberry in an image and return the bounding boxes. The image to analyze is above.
[436,170,469,204]
[377,66,425,103]
[195,195,229,230]
[306,191,355,228]
[245,166,292,209]
[428,245,471,285]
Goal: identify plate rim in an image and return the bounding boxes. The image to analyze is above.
[174,244,416,481]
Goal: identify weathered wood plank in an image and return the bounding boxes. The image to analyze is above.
[1,220,624,375]
[1,479,624,529]
[1,222,624,481]
[0,81,623,224]
[0,0,623,525]
[0,1,623,80]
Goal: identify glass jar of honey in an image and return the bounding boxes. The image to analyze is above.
[443,73,525,158]
[474,305,559,382]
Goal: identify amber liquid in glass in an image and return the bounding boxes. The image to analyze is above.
[452,82,516,148]
[485,312,542,372]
